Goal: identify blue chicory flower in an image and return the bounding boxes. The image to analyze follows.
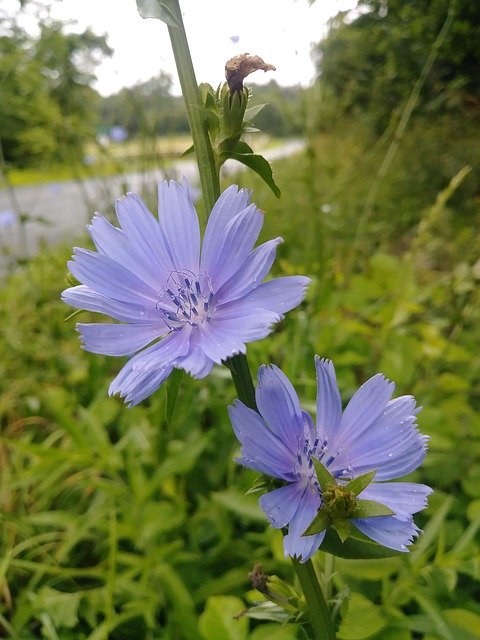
[229,357,432,562]
[62,180,309,406]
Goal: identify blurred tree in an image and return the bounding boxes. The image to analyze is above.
[248,80,304,137]
[313,0,480,127]
[0,4,112,167]
[99,77,304,139]
[99,72,189,137]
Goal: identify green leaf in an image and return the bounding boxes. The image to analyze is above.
[233,140,254,154]
[198,596,248,640]
[303,510,329,536]
[337,593,387,640]
[159,563,202,640]
[245,475,269,495]
[444,609,480,639]
[226,152,281,198]
[346,470,377,496]
[312,458,335,492]
[211,490,264,522]
[244,103,267,122]
[136,0,180,27]
[321,528,401,559]
[181,144,195,157]
[165,368,184,427]
[31,587,81,629]
[353,499,394,519]
[193,105,221,136]
[249,623,300,639]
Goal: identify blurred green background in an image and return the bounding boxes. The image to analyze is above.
[1,0,479,638]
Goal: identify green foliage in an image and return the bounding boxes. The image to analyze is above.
[99,73,189,138]
[0,9,111,167]
[1,52,479,633]
[314,0,480,128]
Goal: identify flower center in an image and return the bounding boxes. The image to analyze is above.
[296,436,355,486]
[322,484,357,519]
[157,270,215,329]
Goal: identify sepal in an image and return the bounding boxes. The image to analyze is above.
[312,458,335,492]
[352,499,394,519]
[345,470,377,496]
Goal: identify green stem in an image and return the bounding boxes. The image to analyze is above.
[166,0,220,212]
[165,6,334,638]
[223,353,257,410]
[293,559,336,640]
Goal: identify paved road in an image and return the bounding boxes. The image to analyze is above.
[0,140,304,268]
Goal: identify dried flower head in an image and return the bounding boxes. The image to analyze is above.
[225,53,276,92]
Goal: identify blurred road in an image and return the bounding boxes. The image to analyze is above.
[0,140,304,266]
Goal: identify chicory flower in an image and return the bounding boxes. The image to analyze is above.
[230,357,431,562]
[62,181,309,405]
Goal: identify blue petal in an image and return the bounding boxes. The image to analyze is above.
[130,327,192,371]
[198,305,279,363]
[114,193,176,277]
[177,329,214,378]
[241,276,310,316]
[201,205,263,291]
[339,374,395,448]
[214,238,283,305]
[359,482,432,519]
[198,319,247,363]
[340,396,428,480]
[68,248,159,306]
[88,212,169,289]
[352,515,420,552]
[62,285,163,323]
[108,330,191,405]
[283,484,324,562]
[109,364,173,407]
[255,365,304,455]
[315,357,342,440]
[259,482,307,528]
[77,322,165,355]
[201,185,251,273]
[157,180,200,273]
[228,400,296,480]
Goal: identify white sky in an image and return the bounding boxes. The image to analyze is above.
[6,0,355,96]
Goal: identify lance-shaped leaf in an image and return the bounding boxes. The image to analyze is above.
[353,499,394,519]
[136,0,180,26]
[226,151,281,198]
[345,470,377,496]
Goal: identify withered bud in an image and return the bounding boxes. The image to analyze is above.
[248,563,268,594]
[225,53,276,93]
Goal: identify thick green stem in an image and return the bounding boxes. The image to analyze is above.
[165,5,334,638]
[166,0,220,213]
[293,559,336,640]
[223,353,257,410]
